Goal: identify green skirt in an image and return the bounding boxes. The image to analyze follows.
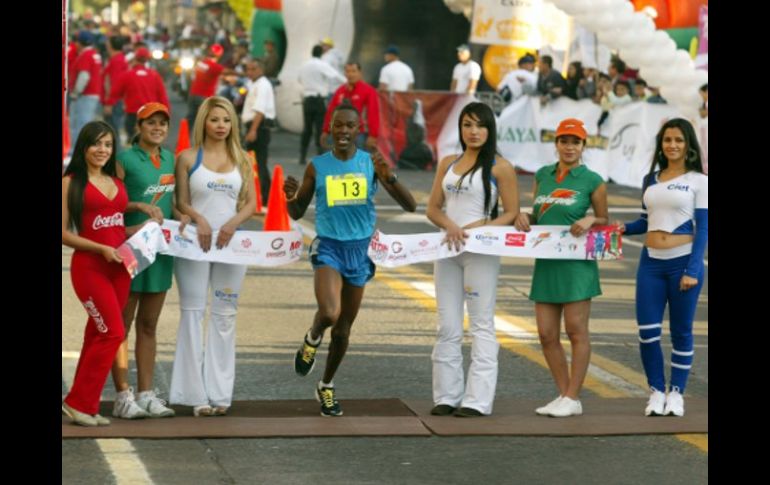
[529,259,601,303]
[130,254,173,293]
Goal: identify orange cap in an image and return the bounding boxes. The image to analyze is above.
[555,118,587,140]
[137,102,170,120]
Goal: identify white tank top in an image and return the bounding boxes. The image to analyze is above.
[189,163,243,230]
[442,161,498,228]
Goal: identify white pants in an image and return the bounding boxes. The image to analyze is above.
[432,252,500,414]
[169,258,247,407]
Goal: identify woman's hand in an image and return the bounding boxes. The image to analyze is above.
[613,220,626,234]
[680,275,698,291]
[513,213,531,232]
[195,217,213,252]
[570,216,595,237]
[178,214,192,235]
[442,222,468,252]
[100,245,122,263]
[216,221,237,249]
[140,202,164,223]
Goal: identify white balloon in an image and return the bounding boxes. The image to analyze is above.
[597,27,622,46]
[673,49,694,70]
[692,69,708,87]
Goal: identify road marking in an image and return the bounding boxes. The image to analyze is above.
[96,440,155,485]
[62,352,155,484]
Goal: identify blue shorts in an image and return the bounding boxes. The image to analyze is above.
[310,236,375,287]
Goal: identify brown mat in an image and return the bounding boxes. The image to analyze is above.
[63,399,429,439]
[103,398,416,418]
[62,397,707,438]
[402,398,708,436]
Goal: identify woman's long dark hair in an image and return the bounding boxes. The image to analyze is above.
[647,118,704,185]
[457,102,498,217]
[63,121,118,232]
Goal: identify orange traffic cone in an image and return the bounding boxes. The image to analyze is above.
[248,151,263,213]
[176,118,190,154]
[62,107,71,161]
[263,164,290,231]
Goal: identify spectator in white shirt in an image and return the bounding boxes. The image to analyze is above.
[450,44,482,94]
[241,59,276,206]
[298,45,346,165]
[378,44,414,92]
[496,54,537,103]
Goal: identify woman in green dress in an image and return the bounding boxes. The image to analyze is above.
[513,118,608,418]
[110,102,190,419]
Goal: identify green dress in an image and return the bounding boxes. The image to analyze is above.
[118,145,176,293]
[529,163,604,303]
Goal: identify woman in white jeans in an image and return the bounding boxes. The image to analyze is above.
[425,102,519,417]
[170,96,256,416]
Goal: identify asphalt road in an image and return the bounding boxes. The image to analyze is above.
[61,90,708,484]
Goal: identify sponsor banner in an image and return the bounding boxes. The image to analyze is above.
[117,221,169,278]
[604,102,681,188]
[469,0,570,51]
[159,220,303,266]
[369,225,622,268]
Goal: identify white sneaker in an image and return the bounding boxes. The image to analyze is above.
[664,390,685,417]
[645,390,666,416]
[535,396,563,416]
[136,390,175,418]
[113,388,150,419]
[548,397,583,417]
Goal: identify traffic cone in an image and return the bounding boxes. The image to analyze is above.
[248,151,263,214]
[62,107,71,160]
[263,164,290,231]
[176,118,190,154]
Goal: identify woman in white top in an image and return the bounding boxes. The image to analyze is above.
[170,96,256,416]
[425,102,520,417]
[617,118,708,417]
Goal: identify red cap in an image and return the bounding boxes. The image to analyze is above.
[137,102,170,120]
[210,43,224,57]
[134,47,151,62]
[555,118,587,140]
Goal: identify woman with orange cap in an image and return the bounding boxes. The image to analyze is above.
[110,102,191,420]
[513,118,608,417]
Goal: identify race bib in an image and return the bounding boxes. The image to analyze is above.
[325,173,367,207]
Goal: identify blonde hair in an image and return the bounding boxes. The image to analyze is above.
[192,96,253,211]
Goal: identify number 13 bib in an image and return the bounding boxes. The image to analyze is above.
[325,173,368,207]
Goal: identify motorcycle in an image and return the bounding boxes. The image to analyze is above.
[171,53,196,101]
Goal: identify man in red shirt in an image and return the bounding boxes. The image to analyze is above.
[69,31,104,154]
[186,43,225,130]
[104,47,170,140]
[102,35,129,147]
[320,62,380,152]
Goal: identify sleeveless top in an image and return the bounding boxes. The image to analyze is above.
[189,148,243,230]
[312,150,377,241]
[442,158,498,228]
[77,176,128,249]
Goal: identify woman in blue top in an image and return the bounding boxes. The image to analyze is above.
[283,104,416,417]
[616,118,707,417]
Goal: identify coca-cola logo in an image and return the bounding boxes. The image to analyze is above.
[161,228,171,243]
[92,213,124,230]
[505,233,526,247]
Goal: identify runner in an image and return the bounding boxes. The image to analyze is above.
[284,104,416,417]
